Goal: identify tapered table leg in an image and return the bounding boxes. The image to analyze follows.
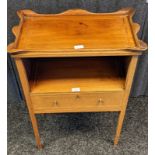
[114,111,125,145]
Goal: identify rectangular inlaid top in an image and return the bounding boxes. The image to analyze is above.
[7,8,147,57]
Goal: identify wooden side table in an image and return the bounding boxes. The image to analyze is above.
[7,8,147,149]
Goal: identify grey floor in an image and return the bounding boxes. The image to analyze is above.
[8,97,147,155]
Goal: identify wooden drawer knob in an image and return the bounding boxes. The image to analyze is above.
[52,100,58,106]
[97,98,104,105]
[76,94,80,99]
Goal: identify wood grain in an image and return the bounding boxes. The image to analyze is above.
[7,8,147,58]
[31,91,123,113]
[14,58,43,149]
[114,56,139,145]
[8,8,148,148]
[29,57,126,93]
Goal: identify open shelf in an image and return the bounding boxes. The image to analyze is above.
[27,57,126,94]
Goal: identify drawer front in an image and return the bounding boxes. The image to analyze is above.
[31,92,124,113]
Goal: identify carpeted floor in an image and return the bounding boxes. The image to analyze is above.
[8,97,147,155]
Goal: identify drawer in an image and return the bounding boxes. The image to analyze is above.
[31,92,124,113]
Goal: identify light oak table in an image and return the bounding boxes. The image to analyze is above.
[8,8,147,149]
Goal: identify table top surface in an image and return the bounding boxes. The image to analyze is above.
[8,8,147,57]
